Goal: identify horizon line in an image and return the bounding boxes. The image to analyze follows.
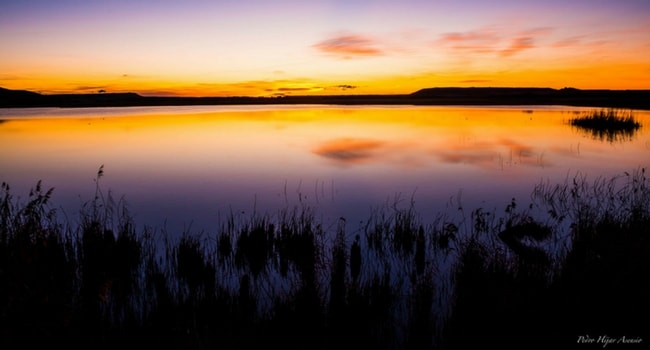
[5,85,650,99]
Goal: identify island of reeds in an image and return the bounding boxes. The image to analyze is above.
[1,167,649,349]
[568,108,642,142]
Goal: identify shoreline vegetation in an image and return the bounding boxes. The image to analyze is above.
[2,86,650,110]
[1,167,649,349]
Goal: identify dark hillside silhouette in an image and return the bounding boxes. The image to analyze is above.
[0,87,43,106]
[1,86,649,109]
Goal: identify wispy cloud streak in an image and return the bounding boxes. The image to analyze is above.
[313,34,383,58]
[500,36,535,57]
[437,27,553,57]
[437,28,501,54]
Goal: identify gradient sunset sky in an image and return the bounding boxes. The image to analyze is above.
[1,0,649,96]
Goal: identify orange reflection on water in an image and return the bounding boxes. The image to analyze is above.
[2,106,648,174]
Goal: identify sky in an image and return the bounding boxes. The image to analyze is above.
[1,0,649,96]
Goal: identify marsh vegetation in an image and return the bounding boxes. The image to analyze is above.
[1,167,649,349]
[568,108,642,142]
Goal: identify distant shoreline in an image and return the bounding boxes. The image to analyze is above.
[2,86,650,110]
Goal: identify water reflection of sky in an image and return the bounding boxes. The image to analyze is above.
[1,106,648,235]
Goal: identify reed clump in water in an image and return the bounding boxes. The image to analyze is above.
[0,167,648,349]
[568,108,641,142]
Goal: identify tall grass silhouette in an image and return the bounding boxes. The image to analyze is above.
[568,108,642,142]
[1,166,648,349]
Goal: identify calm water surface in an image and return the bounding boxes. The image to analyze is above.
[1,105,648,235]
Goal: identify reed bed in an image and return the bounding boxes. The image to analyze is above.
[568,108,642,142]
[1,167,648,349]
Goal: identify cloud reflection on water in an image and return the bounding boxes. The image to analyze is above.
[312,137,386,165]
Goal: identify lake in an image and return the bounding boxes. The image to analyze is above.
[1,105,648,236]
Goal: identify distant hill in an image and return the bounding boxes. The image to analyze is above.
[410,86,558,97]
[0,87,44,106]
[1,86,649,109]
[0,87,143,107]
[409,87,650,109]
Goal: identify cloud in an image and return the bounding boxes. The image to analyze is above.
[437,27,553,58]
[313,34,383,58]
[147,80,329,97]
[264,84,325,95]
[73,85,108,92]
[500,36,536,57]
[277,87,321,92]
[551,35,612,52]
[437,28,501,54]
[0,74,24,81]
[500,27,554,56]
[552,35,585,48]
[459,79,493,83]
[263,83,358,95]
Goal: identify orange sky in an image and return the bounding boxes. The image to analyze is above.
[1,0,649,96]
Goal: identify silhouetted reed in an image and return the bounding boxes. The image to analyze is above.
[568,108,642,142]
[444,167,649,349]
[1,166,648,349]
[0,181,77,346]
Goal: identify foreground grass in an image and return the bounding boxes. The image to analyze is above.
[1,168,649,349]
